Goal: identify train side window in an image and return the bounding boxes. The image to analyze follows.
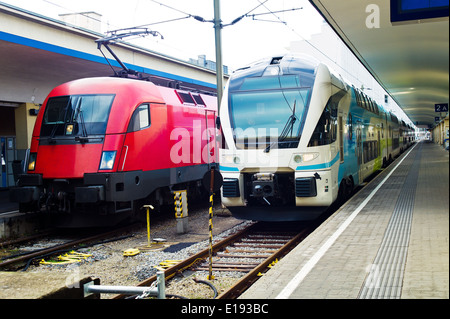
[176,90,196,105]
[338,116,344,162]
[192,94,205,106]
[127,104,151,132]
[308,92,341,147]
[348,113,353,140]
[363,140,379,163]
[369,99,375,113]
[362,94,368,110]
[359,92,364,108]
[355,90,362,107]
[364,95,370,111]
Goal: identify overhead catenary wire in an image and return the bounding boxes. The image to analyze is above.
[149,0,192,17]
[255,0,363,87]
[148,0,300,28]
[129,0,340,79]
[40,0,352,86]
[223,0,270,26]
[31,0,352,77]
[253,0,289,25]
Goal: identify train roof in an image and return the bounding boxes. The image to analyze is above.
[229,54,320,91]
[34,77,217,136]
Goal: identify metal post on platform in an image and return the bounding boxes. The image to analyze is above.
[208,167,215,281]
[213,0,223,113]
[174,190,189,234]
[142,205,154,247]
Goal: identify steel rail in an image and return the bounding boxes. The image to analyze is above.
[0,227,135,269]
[113,222,258,299]
[216,227,311,299]
[113,222,312,299]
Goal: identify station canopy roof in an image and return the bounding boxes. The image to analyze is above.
[309,0,449,127]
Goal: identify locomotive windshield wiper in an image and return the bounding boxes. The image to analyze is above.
[48,97,73,144]
[264,100,297,153]
[73,97,89,143]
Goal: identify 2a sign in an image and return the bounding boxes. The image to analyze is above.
[435,103,448,112]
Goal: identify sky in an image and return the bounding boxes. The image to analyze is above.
[2,0,325,71]
[1,0,413,124]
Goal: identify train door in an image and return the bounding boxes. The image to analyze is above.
[377,129,381,160]
[355,122,363,184]
[388,125,392,160]
[0,137,4,188]
[338,115,344,163]
[1,137,16,188]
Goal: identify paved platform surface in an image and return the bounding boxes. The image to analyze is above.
[241,141,449,299]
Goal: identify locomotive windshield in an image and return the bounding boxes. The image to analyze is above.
[229,75,310,149]
[40,94,115,139]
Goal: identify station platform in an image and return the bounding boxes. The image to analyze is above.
[241,141,449,299]
[0,188,48,240]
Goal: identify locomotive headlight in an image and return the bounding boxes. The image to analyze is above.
[99,151,116,170]
[28,153,37,171]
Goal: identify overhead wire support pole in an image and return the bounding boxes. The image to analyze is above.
[206,0,224,281]
[213,0,224,113]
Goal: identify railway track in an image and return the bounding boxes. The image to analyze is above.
[113,221,314,299]
[0,226,136,270]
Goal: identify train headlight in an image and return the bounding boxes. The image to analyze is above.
[292,153,319,164]
[302,153,319,162]
[222,155,240,164]
[28,153,37,171]
[99,151,116,170]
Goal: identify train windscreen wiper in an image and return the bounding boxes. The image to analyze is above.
[264,100,297,153]
[73,97,89,143]
[48,98,72,144]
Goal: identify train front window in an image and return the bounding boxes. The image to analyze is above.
[41,94,115,137]
[229,76,310,149]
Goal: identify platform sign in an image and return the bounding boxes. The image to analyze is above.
[435,103,448,112]
[391,0,449,23]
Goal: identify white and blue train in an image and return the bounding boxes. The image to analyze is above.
[218,54,414,221]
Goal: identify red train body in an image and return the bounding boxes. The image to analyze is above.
[10,77,218,226]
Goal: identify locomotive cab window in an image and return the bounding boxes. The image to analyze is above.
[127,104,151,132]
[41,94,114,137]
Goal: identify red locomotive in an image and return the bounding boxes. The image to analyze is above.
[10,77,218,226]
